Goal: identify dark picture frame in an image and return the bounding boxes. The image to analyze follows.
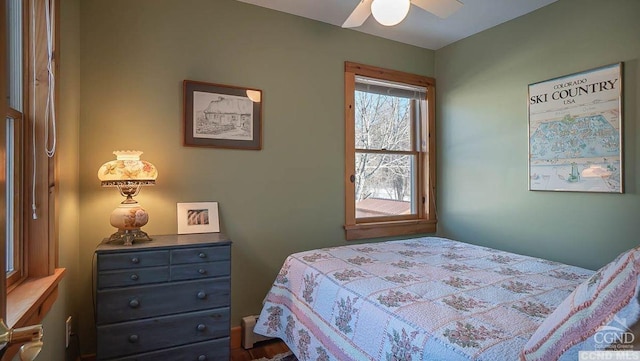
[183,80,262,150]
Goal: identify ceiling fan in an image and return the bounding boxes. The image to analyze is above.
[342,0,463,28]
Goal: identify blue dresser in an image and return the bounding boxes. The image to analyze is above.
[95,233,231,360]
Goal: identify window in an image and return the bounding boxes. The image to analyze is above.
[3,0,61,328]
[344,62,436,240]
[6,0,25,288]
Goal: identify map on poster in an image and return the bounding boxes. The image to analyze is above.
[528,63,622,192]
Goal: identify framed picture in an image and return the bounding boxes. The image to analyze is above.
[183,80,262,150]
[177,202,220,234]
[528,63,623,193]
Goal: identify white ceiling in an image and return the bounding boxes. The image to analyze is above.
[235,0,558,50]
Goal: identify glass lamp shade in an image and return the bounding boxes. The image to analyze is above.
[97,150,158,186]
[98,151,158,246]
[371,0,411,26]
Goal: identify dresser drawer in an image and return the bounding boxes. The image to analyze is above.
[98,251,169,271]
[98,266,169,289]
[96,277,230,325]
[171,245,230,264]
[171,261,230,281]
[97,307,230,360]
[108,338,230,361]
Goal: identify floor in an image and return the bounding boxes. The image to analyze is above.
[230,339,290,361]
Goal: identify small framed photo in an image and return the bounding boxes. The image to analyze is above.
[183,80,263,150]
[177,202,220,234]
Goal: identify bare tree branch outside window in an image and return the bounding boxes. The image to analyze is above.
[354,90,412,208]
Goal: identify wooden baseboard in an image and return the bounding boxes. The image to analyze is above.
[231,325,242,349]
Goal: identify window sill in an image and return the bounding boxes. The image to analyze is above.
[344,219,437,241]
[6,268,66,328]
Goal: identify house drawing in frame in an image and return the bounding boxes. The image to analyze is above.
[194,92,253,141]
[183,80,262,150]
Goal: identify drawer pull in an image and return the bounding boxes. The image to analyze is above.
[128,334,139,343]
[197,291,207,299]
[129,299,140,308]
[130,274,139,281]
[198,252,207,259]
[198,268,207,275]
[131,257,140,264]
[196,323,206,332]
[197,355,207,361]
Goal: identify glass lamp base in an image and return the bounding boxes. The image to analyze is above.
[104,229,152,246]
[105,198,152,246]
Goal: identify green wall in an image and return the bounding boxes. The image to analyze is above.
[40,0,639,358]
[76,0,434,353]
[435,0,640,270]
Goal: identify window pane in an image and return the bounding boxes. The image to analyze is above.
[354,91,412,151]
[7,0,22,110]
[355,152,416,218]
[6,117,15,274]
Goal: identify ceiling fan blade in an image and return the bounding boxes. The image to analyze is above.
[342,0,373,28]
[411,0,463,18]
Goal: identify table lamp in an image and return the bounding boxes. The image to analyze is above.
[98,150,158,246]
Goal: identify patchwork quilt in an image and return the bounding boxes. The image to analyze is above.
[254,237,594,361]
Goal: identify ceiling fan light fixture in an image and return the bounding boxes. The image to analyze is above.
[371,0,411,26]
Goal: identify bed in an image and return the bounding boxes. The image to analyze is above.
[254,237,640,361]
